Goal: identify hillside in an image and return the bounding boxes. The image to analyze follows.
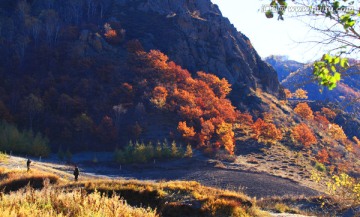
[0,0,283,152]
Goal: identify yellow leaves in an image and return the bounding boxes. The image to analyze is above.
[310,170,322,183]
[327,124,347,141]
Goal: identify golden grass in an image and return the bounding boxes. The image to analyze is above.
[0,186,157,217]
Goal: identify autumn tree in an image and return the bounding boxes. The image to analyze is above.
[291,123,317,148]
[293,88,308,99]
[96,116,117,145]
[314,111,330,130]
[132,49,238,154]
[316,148,330,164]
[294,102,314,120]
[234,112,253,135]
[284,88,292,99]
[328,124,347,141]
[150,86,168,109]
[321,107,337,121]
[252,118,283,145]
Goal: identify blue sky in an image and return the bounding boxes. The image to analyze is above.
[211,0,357,63]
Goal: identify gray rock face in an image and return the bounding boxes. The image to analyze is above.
[113,0,283,104]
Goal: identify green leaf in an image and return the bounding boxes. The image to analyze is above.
[334,72,341,81]
[331,65,337,73]
[340,58,348,68]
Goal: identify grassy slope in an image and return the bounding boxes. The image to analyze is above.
[0,166,268,217]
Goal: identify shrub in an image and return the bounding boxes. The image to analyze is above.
[314,161,326,172]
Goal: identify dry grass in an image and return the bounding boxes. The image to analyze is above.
[0,167,60,193]
[78,179,264,217]
[0,167,265,217]
[0,185,157,217]
[0,152,9,162]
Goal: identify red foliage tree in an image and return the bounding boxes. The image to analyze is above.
[291,123,317,148]
[316,148,330,163]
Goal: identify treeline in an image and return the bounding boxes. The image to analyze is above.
[0,121,50,157]
[114,140,193,164]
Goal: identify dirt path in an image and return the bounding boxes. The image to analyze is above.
[0,155,320,198]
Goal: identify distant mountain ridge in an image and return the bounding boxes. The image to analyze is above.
[266,56,360,137]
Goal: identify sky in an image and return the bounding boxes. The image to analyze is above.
[211,0,358,63]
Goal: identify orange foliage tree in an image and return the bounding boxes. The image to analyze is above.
[252,118,283,145]
[132,49,239,154]
[291,123,317,148]
[234,112,253,135]
[294,102,314,120]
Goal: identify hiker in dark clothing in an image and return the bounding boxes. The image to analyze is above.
[26,159,31,172]
[73,165,79,181]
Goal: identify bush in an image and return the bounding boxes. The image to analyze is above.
[314,161,326,172]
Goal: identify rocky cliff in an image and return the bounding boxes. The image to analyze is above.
[111,0,284,102]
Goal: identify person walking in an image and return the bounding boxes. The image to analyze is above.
[73,165,79,181]
[26,159,31,172]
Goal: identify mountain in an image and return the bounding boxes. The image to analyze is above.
[266,56,360,137]
[264,55,304,82]
[0,0,282,151]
